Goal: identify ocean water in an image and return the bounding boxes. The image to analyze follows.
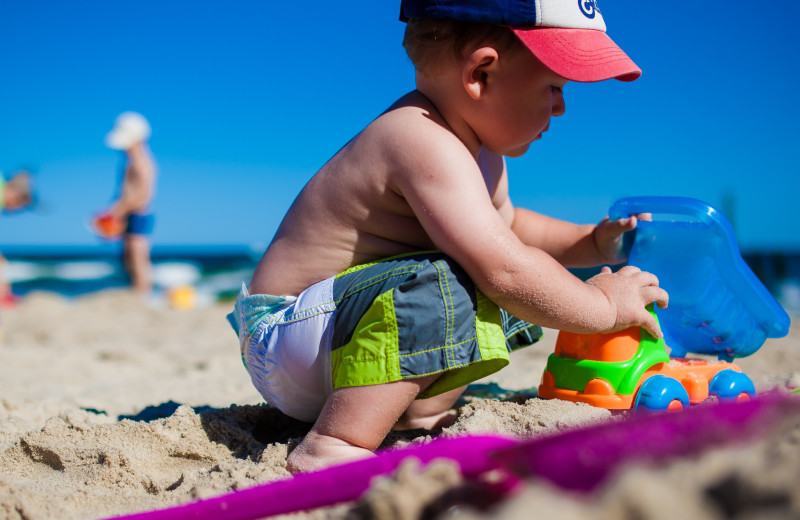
[2,244,260,302]
[3,245,800,313]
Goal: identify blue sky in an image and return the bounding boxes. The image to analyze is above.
[1,1,798,252]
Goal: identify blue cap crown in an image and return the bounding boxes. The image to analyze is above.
[400,0,607,32]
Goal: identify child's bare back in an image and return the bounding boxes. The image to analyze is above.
[249,91,498,297]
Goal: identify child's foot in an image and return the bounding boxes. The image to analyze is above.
[286,431,375,474]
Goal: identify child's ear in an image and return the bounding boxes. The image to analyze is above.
[462,47,499,100]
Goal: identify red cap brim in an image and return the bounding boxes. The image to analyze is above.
[512,28,641,82]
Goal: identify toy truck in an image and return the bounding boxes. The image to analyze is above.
[538,196,791,413]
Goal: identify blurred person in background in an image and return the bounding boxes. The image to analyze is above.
[94,112,157,295]
[0,170,35,319]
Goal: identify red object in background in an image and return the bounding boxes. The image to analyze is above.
[0,292,17,309]
[92,213,126,239]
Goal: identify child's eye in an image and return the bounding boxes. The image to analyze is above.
[551,85,562,94]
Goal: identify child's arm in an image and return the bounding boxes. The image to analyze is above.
[510,208,643,267]
[390,128,667,338]
[487,155,640,268]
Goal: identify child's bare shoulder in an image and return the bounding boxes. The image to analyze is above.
[363,92,475,174]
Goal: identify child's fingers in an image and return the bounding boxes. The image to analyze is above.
[622,216,637,230]
[618,265,657,286]
[603,217,633,234]
[638,271,661,288]
[616,265,641,275]
[643,286,669,309]
[640,312,664,338]
[599,215,635,233]
[617,265,661,288]
[620,213,651,228]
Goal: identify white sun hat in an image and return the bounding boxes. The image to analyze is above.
[104,112,151,150]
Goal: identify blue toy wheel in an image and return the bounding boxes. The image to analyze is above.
[634,375,690,413]
[709,369,756,402]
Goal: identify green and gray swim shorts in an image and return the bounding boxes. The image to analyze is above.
[227,252,541,422]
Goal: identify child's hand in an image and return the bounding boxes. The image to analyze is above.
[586,265,668,338]
[593,213,650,265]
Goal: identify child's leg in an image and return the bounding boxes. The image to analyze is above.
[124,234,153,294]
[287,374,442,474]
[394,385,465,431]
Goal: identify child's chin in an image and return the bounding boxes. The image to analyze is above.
[505,143,532,158]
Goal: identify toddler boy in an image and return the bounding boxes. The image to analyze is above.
[229,0,668,473]
[100,112,157,294]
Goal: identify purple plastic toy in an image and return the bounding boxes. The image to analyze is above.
[493,394,799,491]
[107,435,517,520]
[106,396,798,520]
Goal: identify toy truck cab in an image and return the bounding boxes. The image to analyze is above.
[538,197,790,413]
[538,308,756,412]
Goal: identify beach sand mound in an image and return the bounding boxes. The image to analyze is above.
[0,291,798,520]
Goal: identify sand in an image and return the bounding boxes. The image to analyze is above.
[0,290,798,520]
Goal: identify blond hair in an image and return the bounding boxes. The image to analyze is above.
[403,18,520,76]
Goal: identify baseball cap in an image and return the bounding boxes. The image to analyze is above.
[400,0,641,82]
[105,112,151,150]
